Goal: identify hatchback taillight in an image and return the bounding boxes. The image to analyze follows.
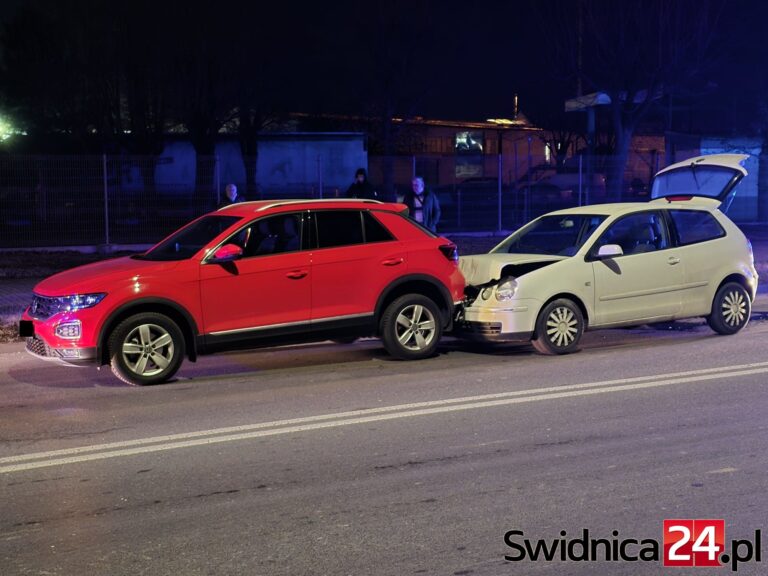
[439,243,459,262]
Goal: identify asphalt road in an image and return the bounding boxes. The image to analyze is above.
[2,299,768,575]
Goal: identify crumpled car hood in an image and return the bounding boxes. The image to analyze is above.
[459,253,565,285]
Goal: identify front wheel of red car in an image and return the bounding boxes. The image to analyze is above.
[380,294,442,360]
[108,313,185,385]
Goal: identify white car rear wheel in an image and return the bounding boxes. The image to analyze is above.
[707,282,750,335]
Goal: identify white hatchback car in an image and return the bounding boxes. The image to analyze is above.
[458,154,758,354]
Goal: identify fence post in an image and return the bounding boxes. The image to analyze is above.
[318,155,323,198]
[215,155,221,206]
[102,154,110,246]
[514,141,519,225]
[497,153,503,233]
[526,137,532,223]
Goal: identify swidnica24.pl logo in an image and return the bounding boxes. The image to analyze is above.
[504,519,761,571]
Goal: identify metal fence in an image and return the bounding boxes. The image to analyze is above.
[369,149,662,232]
[0,155,220,248]
[0,149,756,249]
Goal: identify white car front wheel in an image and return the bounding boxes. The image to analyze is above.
[532,298,584,355]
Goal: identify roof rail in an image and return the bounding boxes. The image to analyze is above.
[216,201,264,212]
[256,198,384,211]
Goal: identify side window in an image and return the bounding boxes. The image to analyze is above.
[363,212,395,243]
[592,211,669,256]
[668,210,725,246]
[315,211,365,248]
[228,213,303,258]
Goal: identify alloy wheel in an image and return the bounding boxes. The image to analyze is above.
[395,304,437,351]
[121,323,175,377]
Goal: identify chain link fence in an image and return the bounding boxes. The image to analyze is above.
[0,155,219,248]
[369,148,663,232]
[0,149,759,248]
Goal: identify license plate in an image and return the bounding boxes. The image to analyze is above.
[19,320,34,337]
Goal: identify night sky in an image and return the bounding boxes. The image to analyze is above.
[1,0,768,141]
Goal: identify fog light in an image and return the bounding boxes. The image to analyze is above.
[58,348,81,359]
[55,321,81,339]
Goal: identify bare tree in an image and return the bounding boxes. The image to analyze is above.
[344,0,445,199]
[546,0,726,198]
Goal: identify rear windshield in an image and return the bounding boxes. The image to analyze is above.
[136,215,241,261]
[651,166,737,200]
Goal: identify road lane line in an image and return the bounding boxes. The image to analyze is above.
[3,360,766,465]
[1,363,767,474]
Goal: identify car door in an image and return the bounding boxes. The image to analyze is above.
[309,209,405,323]
[665,208,729,316]
[590,211,684,326]
[199,212,312,336]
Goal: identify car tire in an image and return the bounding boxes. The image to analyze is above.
[108,312,185,385]
[531,298,584,355]
[706,282,751,335]
[380,294,442,360]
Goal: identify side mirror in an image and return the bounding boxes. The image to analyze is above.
[211,244,243,262]
[597,244,623,258]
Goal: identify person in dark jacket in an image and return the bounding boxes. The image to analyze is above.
[345,168,377,200]
[218,183,244,208]
[403,176,441,232]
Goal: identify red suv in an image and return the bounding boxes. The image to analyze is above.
[21,199,465,385]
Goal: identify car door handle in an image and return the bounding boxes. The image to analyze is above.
[286,269,308,279]
[667,256,680,265]
[381,257,404,266]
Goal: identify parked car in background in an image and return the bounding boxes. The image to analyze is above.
[458,154,757,353]
[21,199,465,385]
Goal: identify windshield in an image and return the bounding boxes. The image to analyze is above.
[492,214,607,256]
[137,215,241,261]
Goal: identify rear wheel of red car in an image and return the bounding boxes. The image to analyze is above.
[531,298,584,355]
[108,313,185,385]
[380,294,442,360]
[707,282,751,335]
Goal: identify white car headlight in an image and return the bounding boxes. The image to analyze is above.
[495,278,518,301]
[481,286,494,300]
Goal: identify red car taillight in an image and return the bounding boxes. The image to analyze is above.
[438,243,459,262]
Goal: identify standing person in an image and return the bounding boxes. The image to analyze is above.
[345,168,377,200]
[218,183,243,208]
[403,176,441,232]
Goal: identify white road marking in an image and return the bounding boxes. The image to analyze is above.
[706,467,739,474]
[2,362,768,474]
